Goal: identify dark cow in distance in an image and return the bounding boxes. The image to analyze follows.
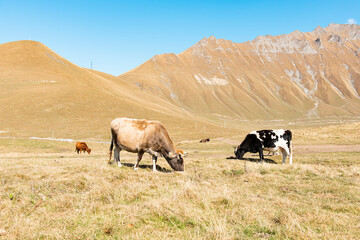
[234,129,292,164]
[75,142,91,154]
[109,118,185,171]
[200,138,210,143]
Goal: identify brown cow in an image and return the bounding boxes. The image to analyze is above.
[75,142,91,154]
[109,118,185,171]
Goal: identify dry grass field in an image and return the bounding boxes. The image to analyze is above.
[1,123,359,239]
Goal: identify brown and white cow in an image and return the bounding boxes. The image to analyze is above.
[75,142,91,154]
[109,118,185,171]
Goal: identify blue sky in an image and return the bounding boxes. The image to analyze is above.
[0,0,359,75]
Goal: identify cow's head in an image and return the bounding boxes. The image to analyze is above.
[87,148,91,154]
[167,152,184,171]
[234,145,246,159]
[234,134,261,159]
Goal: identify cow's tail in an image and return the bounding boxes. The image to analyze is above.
[109,129,114,164]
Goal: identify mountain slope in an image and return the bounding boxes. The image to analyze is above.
[119,24,360,121]
[0,41,220,139]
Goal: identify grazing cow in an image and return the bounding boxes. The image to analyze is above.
[234,129,292,164]
[200,138,210,143]
[75,142,91,154]
[109,118,185,171]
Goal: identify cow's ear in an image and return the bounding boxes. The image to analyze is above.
[233,146,237,149]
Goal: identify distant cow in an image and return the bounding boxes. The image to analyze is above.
[75,142,91,154]
[234,129,292,164]
[200,138,210,143]
[109,118,185,171]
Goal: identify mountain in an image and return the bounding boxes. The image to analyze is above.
[0,41,220,139]
[119,24,360,122]
[1,24,359,139]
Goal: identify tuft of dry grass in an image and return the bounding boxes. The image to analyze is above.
[1,128,360,239]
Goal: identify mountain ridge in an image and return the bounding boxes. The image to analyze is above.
[119,23,360,121]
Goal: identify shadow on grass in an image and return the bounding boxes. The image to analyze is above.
[121,162,173,173]
[226,156,278,164]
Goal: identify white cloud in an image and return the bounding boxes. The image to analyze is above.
[347,18,357,24]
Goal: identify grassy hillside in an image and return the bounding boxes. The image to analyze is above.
[0,40,231,140]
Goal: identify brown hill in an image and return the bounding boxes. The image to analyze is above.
[0,40,221,139]
[119,24,360,122]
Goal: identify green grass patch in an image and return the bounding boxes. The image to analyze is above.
[243,225,276,239]
[149,213,197,230]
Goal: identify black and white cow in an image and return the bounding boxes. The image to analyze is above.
[234,129,292,164]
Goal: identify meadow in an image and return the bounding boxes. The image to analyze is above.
[0,123,359,239]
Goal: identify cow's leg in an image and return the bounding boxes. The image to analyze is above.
[279,148,287,164]
[259,148,264,164]
[152,155,158,172]
[134,151,144,170]
[114,146,121,167]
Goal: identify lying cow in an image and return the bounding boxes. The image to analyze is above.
[200,138,210,143]
[109,117,185,171]
[234,129,292,164]
[75,142,91,154]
